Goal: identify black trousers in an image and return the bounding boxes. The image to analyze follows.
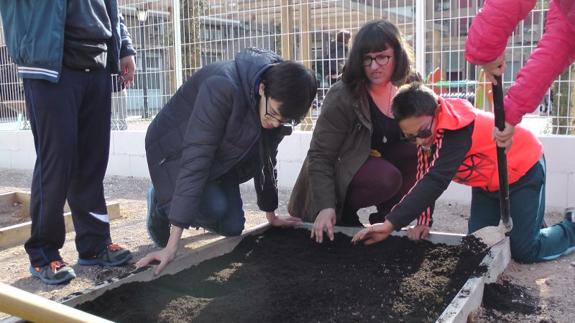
[23,66,112,267]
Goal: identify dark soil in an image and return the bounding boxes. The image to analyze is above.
[77,228,487,323]
[482,280,540,319]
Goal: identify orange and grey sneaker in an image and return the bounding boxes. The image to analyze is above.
[29,260,76,285]
[78,243,132,267]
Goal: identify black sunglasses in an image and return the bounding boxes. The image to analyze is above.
[401,115,435,142]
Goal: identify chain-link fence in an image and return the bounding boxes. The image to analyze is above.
[0,0,573,134]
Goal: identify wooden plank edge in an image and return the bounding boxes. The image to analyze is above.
[296,222,464,245]
[8,192,119,219]
[0,193,17,206]
[0,282,112,323]
[0,202,121,251]
[436,238,511,323]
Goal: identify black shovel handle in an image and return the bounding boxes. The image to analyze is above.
[492,75,513,234]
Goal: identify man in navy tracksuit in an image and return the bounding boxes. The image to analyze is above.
[0,0,136,285]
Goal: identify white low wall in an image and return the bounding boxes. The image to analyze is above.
[0,130,150,179]
[1,130,574,209]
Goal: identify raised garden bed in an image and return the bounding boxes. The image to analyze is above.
[0,192,28,227]
[0,192,121,250]
[69,226,508,323]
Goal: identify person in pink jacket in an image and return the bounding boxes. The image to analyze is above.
[465,0,575,148]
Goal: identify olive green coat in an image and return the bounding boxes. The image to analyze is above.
[288,81,372,222]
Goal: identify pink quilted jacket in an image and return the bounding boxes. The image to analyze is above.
[465,0,575,125]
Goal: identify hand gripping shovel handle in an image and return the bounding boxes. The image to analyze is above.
[492,75,513,234]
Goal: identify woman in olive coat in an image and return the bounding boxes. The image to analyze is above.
[289,20,424,243]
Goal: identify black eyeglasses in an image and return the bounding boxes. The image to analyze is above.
[401,115,435,142]
[265,96,296,126]
[362,54,392,67]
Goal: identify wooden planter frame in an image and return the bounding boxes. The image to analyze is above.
[1,223,510,323]
[0,192,121,251]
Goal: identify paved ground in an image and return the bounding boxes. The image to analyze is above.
[0,168,573,322]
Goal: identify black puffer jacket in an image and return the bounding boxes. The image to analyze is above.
[145,48,285,228]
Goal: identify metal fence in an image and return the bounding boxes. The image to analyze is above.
[0,0,573,134]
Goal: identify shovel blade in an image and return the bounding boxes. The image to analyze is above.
[471,225,506,248]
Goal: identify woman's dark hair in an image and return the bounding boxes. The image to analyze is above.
[392,82,438,122]
[262,61,318,124]
[342,19,413,96]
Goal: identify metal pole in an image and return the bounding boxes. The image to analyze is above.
[173,0,183,88]
[493,75,513,234]
[299,2,313,131]
[139,21,149,119]
[280,0,293,60]
[415,0,426,78]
